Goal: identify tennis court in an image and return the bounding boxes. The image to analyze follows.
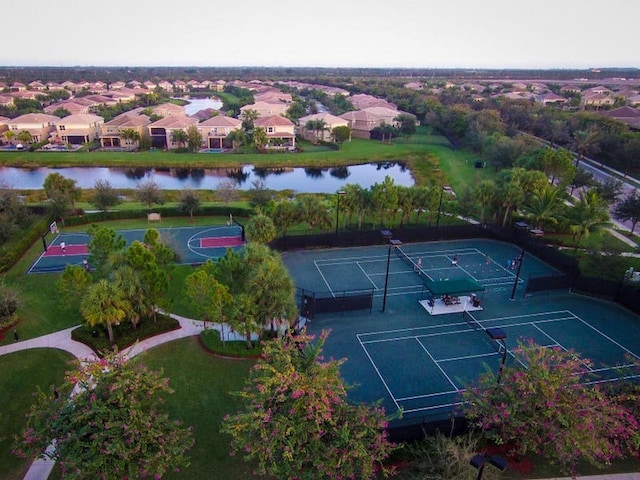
[283,239,640,427]
[28,224,244,274]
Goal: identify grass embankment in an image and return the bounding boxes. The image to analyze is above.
[0,349,75,480]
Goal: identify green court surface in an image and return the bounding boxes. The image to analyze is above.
[28,224,244,274]
[282,239,640,427]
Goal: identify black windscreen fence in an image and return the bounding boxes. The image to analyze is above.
[298,289,373,318]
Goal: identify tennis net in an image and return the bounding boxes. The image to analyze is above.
[395,246,433,283]
[463,310,505,354]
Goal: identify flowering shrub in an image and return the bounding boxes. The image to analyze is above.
[14,351,194,479]
[221,330,398,479]
[463,339,640,474]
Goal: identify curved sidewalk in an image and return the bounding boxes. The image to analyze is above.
[2,313,209,480]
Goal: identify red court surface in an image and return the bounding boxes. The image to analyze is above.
[43,244,90,256]
[199,236,243,248]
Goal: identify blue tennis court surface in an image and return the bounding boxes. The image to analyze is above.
[28,224,244,274]
[284,239,640,427]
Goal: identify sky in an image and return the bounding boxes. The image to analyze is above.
[5,0,639,70]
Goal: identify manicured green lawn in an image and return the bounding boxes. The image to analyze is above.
[0,349,74,480]
[134,337,260,479]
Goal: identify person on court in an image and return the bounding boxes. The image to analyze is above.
[60,241,66,254]
[416,257,422,270]
[451,254,458,267]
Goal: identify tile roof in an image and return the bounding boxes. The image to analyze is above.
[254,115,294,127]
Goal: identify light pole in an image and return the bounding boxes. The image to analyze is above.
[335,190,346,234]
[381,233,402,313]
[435,187,444,228]
[509,249,525,300]
[470,453,508,480]
[436,186,454,228]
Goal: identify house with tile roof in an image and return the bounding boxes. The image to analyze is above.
[28,81,47,91]
[297,112,349,142]
[349,93,397,110]
[100,112,151,149]
[148,115,198,149]
[54,114,104,145]
[7,113,60,143]
[44,100,92,115]
[535,92,567,105]
[598,106,640,130]
[197,115,242,149]
[254,89,293,105]
[158,80,174,92]
[240,101,288,118]
[0,116,9,138]
[582,92,615,107]
[0,95,14,107]
[253,115,295,150]
[339,106,414,139]
[151,103,185,117]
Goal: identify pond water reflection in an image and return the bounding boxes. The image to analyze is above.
[0,162,413,192]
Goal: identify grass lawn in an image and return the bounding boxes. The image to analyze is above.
[133,337,260,480]
[0,349,75,480]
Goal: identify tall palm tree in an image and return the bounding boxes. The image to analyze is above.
[473,180,496,224]
[572,127,600,167]
[171,129,187,149]
[563,190,610,250]
[523,186,563,230]
[81,279,130,344]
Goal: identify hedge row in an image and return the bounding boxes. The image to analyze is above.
[63,205,253,227]
[0,217,51,273]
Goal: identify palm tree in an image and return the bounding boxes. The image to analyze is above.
[563,190,610,250]
[81,279,130,344]
[473,180,496,224]
[226,129,246,153]
[120,128,140,149]
[572,127,600,167]
[171,129,187,149]
[523,186,563,230]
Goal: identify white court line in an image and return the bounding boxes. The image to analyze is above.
[356,261,379,290]
[314,259,335,297]
[415,337,459,390]
[356,335,401,412]
[573,313,640,361]
[401,400,463,415]
[396,389,459,402]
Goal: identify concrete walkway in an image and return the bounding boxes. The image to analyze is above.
[3,315,640,480]
[1,313,217,480]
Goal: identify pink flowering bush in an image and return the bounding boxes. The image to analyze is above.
[221,330,398,480]
[14,351,193,479]
[462,339,640,474]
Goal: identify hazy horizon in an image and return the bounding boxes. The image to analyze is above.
[5,0,638,71]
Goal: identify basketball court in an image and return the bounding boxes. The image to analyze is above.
[28,223,245,274]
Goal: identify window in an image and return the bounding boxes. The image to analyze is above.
[59,125,66,131]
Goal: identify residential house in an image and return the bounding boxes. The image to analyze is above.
[628,94,640,106]
[28,81,47,91]
[100,112,151,148]
[349,93,397,110]
[158,80,174,92]
[109,81,126,90]
[11,90,41,101]
[0,95,14,107]
[148,115,198,149]
[404,82,424,91]
[197,115,242,149]
[254,89,292,105]
[45,82,65,91]
[297,112,349,142]
[151,103,185,117]
[173,80,188,92]
[240,101,288,118]
[143,81,158,90]
[211,80,226,92]
[598,106,640,130]
[10,82,27,92]
[44,100,92,115]
[535,92,567,106]
[339,106,414,139]
[582,92,615,108]
[54,113,104,145]
[253,115,295,150]
[7,113,60,143]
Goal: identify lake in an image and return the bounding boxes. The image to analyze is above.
[179,97,223,115]
[0,162,414,192]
